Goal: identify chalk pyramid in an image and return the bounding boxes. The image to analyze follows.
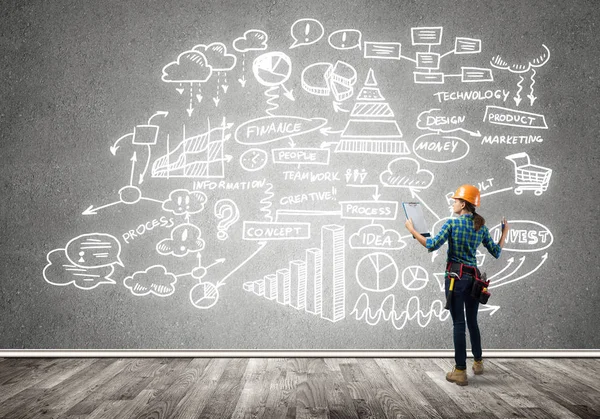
[336,69,409,155]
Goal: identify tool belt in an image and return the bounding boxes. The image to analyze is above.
[445,262,491,304]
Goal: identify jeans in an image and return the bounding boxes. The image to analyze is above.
[445,273,482,370]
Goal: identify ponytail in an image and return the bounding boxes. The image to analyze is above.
[464,201,485,231]
[472,211,485,231]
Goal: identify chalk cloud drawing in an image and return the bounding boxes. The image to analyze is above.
[193,42,237,72]
[290,18,324,49]
[380,157,434,190]
[156,224,205,257]
[124,265,177,297]
[162,50,212,83]
[491,45,550,106]
[349,224,406,250]
[162,189,208,216]
[233,29,269,52]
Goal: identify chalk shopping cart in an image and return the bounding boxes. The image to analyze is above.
[505,152,552,196]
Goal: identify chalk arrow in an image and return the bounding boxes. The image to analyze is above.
[176,88,185,95]
[333,101,350,113]
[281,85,295,101]
[186,105,194,117]
[110,133,133,155]
[213,97,220,107]
[513,96,522,106]
[320,141,338,148]
[288,137,296,147]
[129,152,138,185]
[224,154,233,162]
[489,253,548,289]
[527,93,537,106]
[196,94,203,103]
[478,304,501,316]
[456,128,481,137]
[238,76,247,87]
[222,84,229,93]
[147,111,168,125]
[489,257,514,280]
[493,255,526,285]
[82,205,97,216]
[82,201,120,215]
[319,127,344,136]
[206,258,226,269]
[217,241,267,287]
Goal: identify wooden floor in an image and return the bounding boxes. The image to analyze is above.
[0,358,598,418]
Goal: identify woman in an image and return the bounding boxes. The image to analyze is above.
[404,185,509,386]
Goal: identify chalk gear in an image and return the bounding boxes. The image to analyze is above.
[452,184,481,207]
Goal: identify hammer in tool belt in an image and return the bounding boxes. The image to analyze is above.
[445,272,460,310]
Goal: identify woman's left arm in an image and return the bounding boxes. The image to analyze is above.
[405,218,428,247]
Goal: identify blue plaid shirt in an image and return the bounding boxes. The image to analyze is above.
[425,214,501,266]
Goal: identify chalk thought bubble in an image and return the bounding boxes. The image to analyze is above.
[290,18,324,49]
[162,50,213,83]
[123,265,177,297]
[233,29,268,53]
[65,233,123,268]
[156,224,205,257]
[44,249,116,290]
[162,189,208,215]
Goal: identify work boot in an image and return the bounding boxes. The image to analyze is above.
[473,360,484,375]
[446,367,468,386]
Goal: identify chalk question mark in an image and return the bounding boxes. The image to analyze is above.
[214,199,240,240]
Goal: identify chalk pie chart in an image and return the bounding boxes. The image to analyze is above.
[356,252,398,292]
[401,266,429,291]
[252,52,292,87]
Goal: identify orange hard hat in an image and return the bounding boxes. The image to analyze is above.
[452,184,481,207]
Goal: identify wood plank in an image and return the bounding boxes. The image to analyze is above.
[64,358,159,416]
[197,358,249,419]
[170,358,244,419]
[338,359,388,418]
[500,359,600,418]
[128,357,212,418]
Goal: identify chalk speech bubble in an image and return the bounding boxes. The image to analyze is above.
[44,249,116,290]
[65,233,123,268]
[290,18,324,49]
[328,29,362,50]
[235,116,327,145]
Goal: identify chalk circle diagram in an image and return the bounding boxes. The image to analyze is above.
[239,148,268,172]
[355,252,399,292]
[401,266,429,291]
[252,52,292,87]
[189,281,219,309]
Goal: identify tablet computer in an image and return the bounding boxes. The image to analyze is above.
[402,201,430,237]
